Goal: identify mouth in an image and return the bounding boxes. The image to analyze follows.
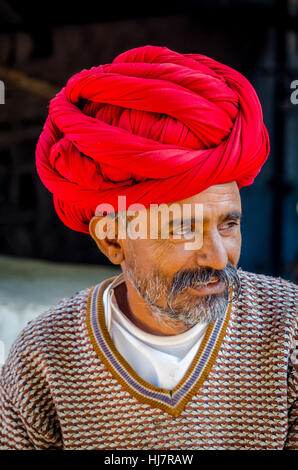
[188,277,225,295]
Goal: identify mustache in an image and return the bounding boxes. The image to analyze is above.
[167,263,241,302]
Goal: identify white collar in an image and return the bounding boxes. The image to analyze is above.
[104,273,209,348]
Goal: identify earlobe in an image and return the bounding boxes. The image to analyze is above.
[111,250,124,264]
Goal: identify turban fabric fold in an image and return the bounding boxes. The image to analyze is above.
[35,45,270,233]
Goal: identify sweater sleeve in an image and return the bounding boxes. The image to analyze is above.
[0,370,35,450]
[283,331,298,450]
[0,323,63,450]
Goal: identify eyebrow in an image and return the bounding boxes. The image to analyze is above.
[166,211,243,230]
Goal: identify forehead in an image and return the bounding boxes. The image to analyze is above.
[178,182,241,209]
[126,181,241,238]
[124,182,240,222]
[149,181,242,223]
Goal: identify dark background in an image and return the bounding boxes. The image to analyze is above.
[0,0,297,281]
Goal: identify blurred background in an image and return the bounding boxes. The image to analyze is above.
[0,0,297,359]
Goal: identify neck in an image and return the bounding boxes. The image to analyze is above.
[114,276,190,336]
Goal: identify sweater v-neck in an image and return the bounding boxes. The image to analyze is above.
[86,276,233,417]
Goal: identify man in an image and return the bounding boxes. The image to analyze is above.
[0,45,297,450]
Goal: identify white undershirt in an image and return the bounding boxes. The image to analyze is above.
[102,274,209,390]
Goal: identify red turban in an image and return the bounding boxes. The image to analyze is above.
[35,45,270,233]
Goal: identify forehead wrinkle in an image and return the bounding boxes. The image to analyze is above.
[166,209,242,227]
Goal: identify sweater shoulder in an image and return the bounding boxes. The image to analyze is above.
[0,287,94,448]
[10,285,92,351]
[238,268,297,299]
[1,286,93,398]
[236,268,297,322]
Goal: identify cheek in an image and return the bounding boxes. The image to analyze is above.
[224,229,242,261]
[131,239,194,277]
[152,240,195,275]
[124,239,164,276]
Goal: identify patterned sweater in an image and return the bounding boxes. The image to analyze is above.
[0,268,297,450]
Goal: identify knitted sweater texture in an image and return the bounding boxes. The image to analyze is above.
[0,268,297,450]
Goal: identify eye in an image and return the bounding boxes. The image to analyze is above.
[219,221,239,231]
[171,224,194,238]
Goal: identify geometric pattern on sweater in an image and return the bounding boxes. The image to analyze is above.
[87,278,234,417]
[0,268,297,450]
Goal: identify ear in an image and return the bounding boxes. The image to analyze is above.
[89,215,124,265]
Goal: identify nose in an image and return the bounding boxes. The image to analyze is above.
[195,229,228,271]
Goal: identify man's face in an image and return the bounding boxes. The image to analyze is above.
[121,181,242,327]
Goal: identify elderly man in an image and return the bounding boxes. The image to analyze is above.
[0,46,297,450]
